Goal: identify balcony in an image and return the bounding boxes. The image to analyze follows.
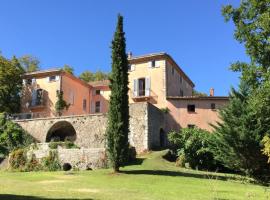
[130,89,158,103]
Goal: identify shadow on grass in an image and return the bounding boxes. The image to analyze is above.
[121,169,242,182]
[125,158,145,166]
[0,194,94,200]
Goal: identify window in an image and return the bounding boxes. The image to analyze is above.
[95,101,101,113]
[129,64,135,71]
[95,90,101,95]
[26,79,32,85]
[83,99,87,111]
[151,60,156,68]
[69,91,75,105]
[138,78,146,96]
[31,89,43,106]
[133,77,150,97]
[211,103,216,110]
[188,124,195,129]
[49,76,56,82]
[179,76,183,84]
[180,89,184,97]
[172,67,175,75]
[187,104,195,112]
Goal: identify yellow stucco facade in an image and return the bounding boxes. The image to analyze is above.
[19,53,229,132]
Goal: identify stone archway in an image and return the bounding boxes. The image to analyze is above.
[46,121,76,142]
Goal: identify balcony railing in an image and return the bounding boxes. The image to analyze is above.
[9,112,48,120]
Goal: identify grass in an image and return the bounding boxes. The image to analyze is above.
[0,150,269,200]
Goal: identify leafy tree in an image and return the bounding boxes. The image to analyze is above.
[55,90,70,116]
[79,70,94,82]
[210,82,270,179]
[94,70,109,81]
[0,56,24,113]
[222,0,270,88]
[19,55,40,72]
[192,90,207,97]
[106,15,129,172]
[168,128,218,170]
[62,64,74,75]
[262,135,270,163]
[0,113,34,156]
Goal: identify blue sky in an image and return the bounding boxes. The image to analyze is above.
[0,0,248,96]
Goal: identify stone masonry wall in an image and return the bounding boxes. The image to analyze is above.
[15,102,165,154]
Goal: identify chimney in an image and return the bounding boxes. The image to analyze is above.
[210,88,214,97]
[127,51,132,59]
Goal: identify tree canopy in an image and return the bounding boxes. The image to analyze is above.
[19,55,40,73]
[0,56,24,113]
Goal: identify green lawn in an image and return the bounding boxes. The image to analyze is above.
[0,150,268,200]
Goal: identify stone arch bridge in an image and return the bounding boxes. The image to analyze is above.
[15,102,165,153]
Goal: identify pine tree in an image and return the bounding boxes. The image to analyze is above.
[106,14,129,173]
[210,81,270,179]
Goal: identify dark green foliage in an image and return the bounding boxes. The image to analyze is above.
[0,56,24,113]
[55,90,70,116]
[0,113,34,156]
[106,15,130,172]
[220,0,270,181]
[168,128,218,170]
[210,82,270,179]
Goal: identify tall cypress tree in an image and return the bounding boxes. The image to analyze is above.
[106,15,129,172]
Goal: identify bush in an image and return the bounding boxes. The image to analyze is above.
[168,128,220,171]
[9,149,61,172]
[41,150,61,171]
[9,148,27,170]
[0,113,34,156]
[48,141,78,149]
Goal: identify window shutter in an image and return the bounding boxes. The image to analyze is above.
[131,64,135,71]
[148,61,152,68]
[55,75,60,81]
[133,79,138,97]
[32,78,36,84]
[91,101,94,113]
[145,77,151,96]
[47,77,50,82]
[31,89,37,106]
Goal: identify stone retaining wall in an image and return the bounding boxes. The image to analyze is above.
[16,102,165,154]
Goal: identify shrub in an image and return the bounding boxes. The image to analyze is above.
[168,128,220,171]
[9,148,27,170]
[41,150,61,171]
[0,113,34,156]
[48,141,78,149]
